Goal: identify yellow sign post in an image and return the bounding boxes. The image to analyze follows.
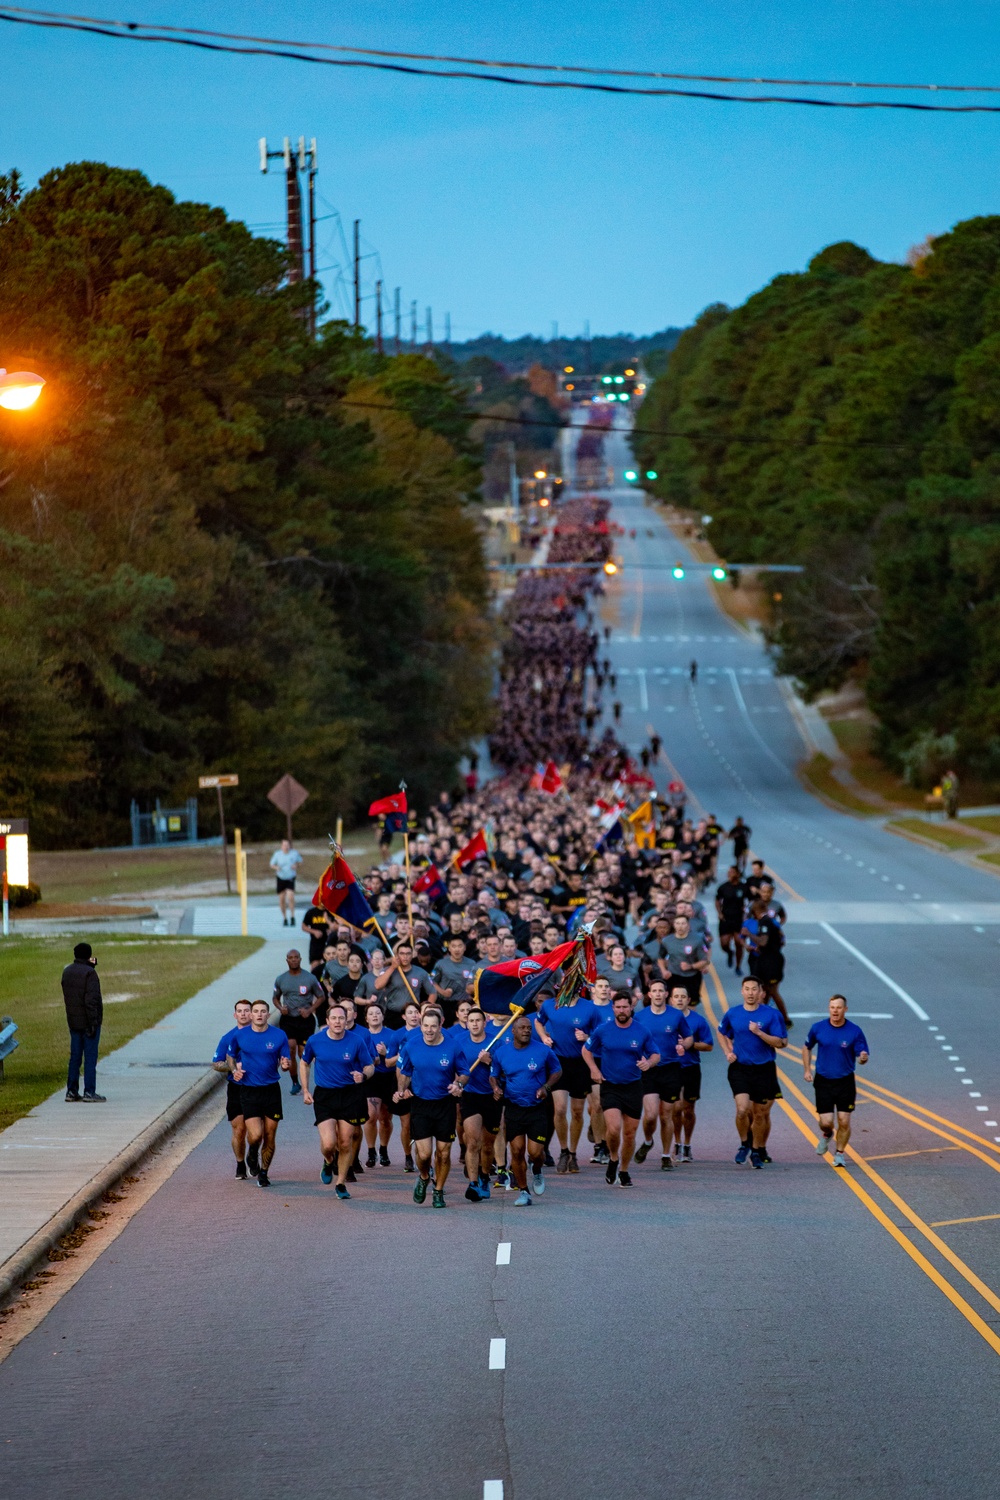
[234,827,249,937]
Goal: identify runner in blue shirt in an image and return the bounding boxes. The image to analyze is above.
[362,1001,400,1169]
[227,1000,291,1187]
[457,1007,504,1201]
[583,992,660,1187]
[269,838,303,927]
[670,985,714,1164]
[211,999,252,1179]
[718,976,788,1169]
[803,994,870,1168]
[632,980,691,1172]
[535,992,601,1175]
[299,1003,375,1200]
[491,1016,562,1206]
[396,1006,470,1209]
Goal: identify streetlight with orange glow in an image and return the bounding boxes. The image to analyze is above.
[0,368,45,411]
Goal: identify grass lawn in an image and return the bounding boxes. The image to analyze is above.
[964,816,1000,837]
[888,818,984,851]
[827,720,926,809]
[800,754,877,816]
[0,934,261,1131]
[28,830,381,906]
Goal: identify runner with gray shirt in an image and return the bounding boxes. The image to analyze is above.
[272,949,326,1095]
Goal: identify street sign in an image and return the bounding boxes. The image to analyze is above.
[198,778,238,892]
[268,774,309,842]
[199,774,239,789]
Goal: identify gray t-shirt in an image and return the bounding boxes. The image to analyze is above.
[354,972,380,999]
[662,936,707,977]
[378,964,433,1015]
[273,969,326,1016]
[432,956,476,998]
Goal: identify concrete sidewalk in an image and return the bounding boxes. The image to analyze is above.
[0,929,289,1288]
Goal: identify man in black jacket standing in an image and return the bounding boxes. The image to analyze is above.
[61,942,106,1102]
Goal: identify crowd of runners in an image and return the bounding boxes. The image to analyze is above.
[212,757,869,1204]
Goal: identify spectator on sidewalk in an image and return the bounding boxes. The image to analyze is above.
[62,941,105,1102]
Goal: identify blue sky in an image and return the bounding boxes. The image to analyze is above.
[4,2,1000,338]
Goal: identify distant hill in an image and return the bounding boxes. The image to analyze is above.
[447,328,683,375]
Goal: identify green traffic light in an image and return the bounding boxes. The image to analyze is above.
[624,469,638,481]
[645,470,658,480]
[672,565,685,580]
[712,566,727,581]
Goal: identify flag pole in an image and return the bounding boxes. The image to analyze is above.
[467,1004,525,1073]
[370,915,419,1010]
[399,779,415,937]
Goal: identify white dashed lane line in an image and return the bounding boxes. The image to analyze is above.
[484,1483,504,1499]
[496,1242,511,1265]
[489,1338,506,1370]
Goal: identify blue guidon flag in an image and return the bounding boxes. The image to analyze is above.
[314,854,376,932]
[474,940,578,1016]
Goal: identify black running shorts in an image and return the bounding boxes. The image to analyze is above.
[599,1079,645,1120]
[814,1072,856,1115]
[276,877,297,893]
[503,1101,550,1144]
[678,1064,702,1102]
[727,1059,781,1104]
[313,1083,369,1127]
[553,1053,594,1100]
[279,1012,315,1045]
[644,1061,683,1104]
[409,1094,458,1143]
[240,1082,283,1121]
[226,1080,245,1121]
[367,1070,398,1106]
[460,1091,504,1133]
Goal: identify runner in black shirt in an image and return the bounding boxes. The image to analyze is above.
[301,905,332,974]
[728,817,752,874]
[715,866,748,975]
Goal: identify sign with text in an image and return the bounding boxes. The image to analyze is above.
[198,774,239,789]
[0,819,29,886]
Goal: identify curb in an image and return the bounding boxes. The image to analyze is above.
[0,1070,223,1307]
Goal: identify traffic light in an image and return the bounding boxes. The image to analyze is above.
[624,469,638,482]
[645,470,658,480]
[712,566,727,581]
[672,563,685,580]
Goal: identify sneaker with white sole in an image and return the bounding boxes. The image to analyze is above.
[513,1189,532,1207]
[530,1168,545,1196]
[833,1151,848,1168]
[816,1136,831,1156]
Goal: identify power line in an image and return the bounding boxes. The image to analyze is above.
[2,7,1000,111]
[4,6,999,95]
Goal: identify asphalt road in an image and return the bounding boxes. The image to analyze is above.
[4,467,1000,1499]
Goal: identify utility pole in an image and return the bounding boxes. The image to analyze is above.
[375,279,383,353]
[353,219,361,332]
[394,287,401,353]
[445,312,451,347]
[426,306,433,349]
[584,318,592,375]
[259,135,318,333]
[410,299,417,346]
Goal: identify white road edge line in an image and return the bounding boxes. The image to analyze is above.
[484,1482,504,1499]
[726,667,793,778]
[637,667,648,711]
[489,1338,506,1370]
[819,923,930,1021]
[496,1242,511,1265]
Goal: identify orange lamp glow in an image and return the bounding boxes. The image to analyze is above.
[0,369,45,411]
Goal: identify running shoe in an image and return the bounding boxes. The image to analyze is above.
[478,1174,492,1200]
[290,1081,301,1095]
[749,1149,763,1169]
[65,1090,81,1103]
[404,1154,415,1173]
[431,1188,446,1209]
[495,1167,510,1189]
[674,1142,682,1158]
[235,1160,247,1180]
[321,1159,334,1185]
[681,1145,693,1164]
[335,1184,351,1200]
[833,1151,848,1168]
[247,1144,260,1178]
[257,1170,271,1187]
[605,1157,619,1186]
[379,1147,391,1167]
[726,948,734,969]
[366,1148,377,1168]
[633,1141,653,1164]
[616,1171,633,1187]
[660,1155,673,1171]
[353,1156,364,1174]
[556,1148,571,1174]
[734,1143,751,1165]
[413,1175,429,1204]
[758,1149,773,1164]
[531,1168,545,1196]
[816,1136,830,1156]
[567,1151,580,1174]
[465,1182,482,1202]
[513,1189,532,1207]
[346,1167,356,1183]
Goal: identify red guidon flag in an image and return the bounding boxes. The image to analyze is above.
[368,791,408,818]
[453,829,488,869]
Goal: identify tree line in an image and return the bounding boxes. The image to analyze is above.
[634,222,1000,782]
[0,162,492,846]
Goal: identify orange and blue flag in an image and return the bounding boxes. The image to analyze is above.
[314,854,374,931]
